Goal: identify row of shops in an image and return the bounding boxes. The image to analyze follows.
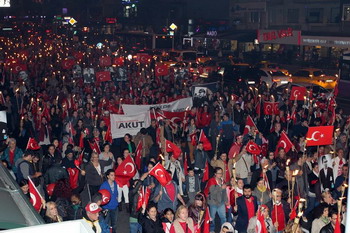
[185,28,350,67]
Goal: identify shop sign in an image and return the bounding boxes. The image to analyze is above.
[206,31,218,37]
[302,36,350,48]
[257,28,301,45]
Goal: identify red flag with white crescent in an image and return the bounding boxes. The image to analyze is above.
[155,63,169,77]
[306,126,334,146]
[202,161,209,182]
[290,86,307,101]
[246,140,261,155]
[67,167,79,189]
[96,71,111,83]
[28,177,43,212]
[199,130,212,151]
[165,139,182,160]
[148,162,172,186]
[26,137,41,150]
[61,58,75,70]
[275,131,293,154]
[99,56,112,67]
[115,155,137,186]
[243,115,258,135]
[135,141,143,170]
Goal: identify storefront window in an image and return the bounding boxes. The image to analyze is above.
[330,8,340,23]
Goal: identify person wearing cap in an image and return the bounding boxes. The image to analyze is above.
[62,148,76,169]
[220,222,234,233]
[83,202,110,233]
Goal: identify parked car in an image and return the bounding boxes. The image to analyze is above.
[291,68,337,89]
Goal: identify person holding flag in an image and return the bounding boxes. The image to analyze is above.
[99,169,119,233]
[152,164,186,212]
[247,205,275,233]
[194,142,210,188]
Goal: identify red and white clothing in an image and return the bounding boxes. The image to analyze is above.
[332,156,346,179]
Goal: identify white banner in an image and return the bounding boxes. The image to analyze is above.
[110,112,151,138]
[122,97,193,115]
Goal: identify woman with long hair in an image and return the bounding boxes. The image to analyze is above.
[188,193,207,232]
[99,143,115,173]
[43,201,63,223]
[169,205,195,233]
[161,208,175,233]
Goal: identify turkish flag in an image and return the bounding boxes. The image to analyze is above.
[73,51,84,60]
[99,56,112,67]
[256,208,268,233]
[89,139,101,154]
[243,115,258,135]
[135,141,142,170]
[290,86,307,101]
[96,71,111,82]
[28,177,43,212]
[199,130,212,151]
[190,132,197,146]
[5,58,19,68]
[137,53,151,64]
[306,126,334,146]
[62,58,75,70]
[165,139,182,159]
[67,167,79,189]
[155,63,169,77]
[113,57,124,66]
[79,133,84,148]
[149,162,172,186]
[26,137,41,150]
[13,64,27,74]
[104,125,113,144]
[143,186,151,209]
[115,155,137,186]
[202,161,209,182]
[202,207,210,233]
[263,102,279,115]
[275,131,293,154]
[74,150,84,168]
[246,140,261,155]
[136,187,144,211]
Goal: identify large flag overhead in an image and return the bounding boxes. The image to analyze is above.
[306,126,334,146]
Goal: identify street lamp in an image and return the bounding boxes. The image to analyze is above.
[169,23,177,50]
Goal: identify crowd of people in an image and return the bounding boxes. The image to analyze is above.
[0,25,348,233]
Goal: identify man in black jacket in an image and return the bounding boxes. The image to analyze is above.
[267,122,281,152]
[235,184,258,233]
[320,210,345,233]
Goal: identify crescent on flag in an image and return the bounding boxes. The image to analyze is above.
[249,144,255,151]
[155,168,164,177]
[30,193,37,206]
[280,140,287,148]
[157,68,163,73]
[103,196,109,203]
[293,90,300,98]
[125,162,135,174]
[310,131,321,141]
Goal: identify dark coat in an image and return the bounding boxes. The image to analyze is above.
[320,222,345,233]
[235,195,258,232]
[266,199,291,224]
[138,212,165,233]
[84,159,112,186]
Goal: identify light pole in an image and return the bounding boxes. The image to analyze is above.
[170,23,177,50]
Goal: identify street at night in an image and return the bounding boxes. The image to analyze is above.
[0,1,349,233]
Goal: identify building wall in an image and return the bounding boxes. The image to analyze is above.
[229,0,350,33]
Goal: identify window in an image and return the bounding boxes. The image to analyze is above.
[330,8,339,23]
[287,9,299,23]
[307,8,323,23]
[343,5,350,21]
[250,12,260,23]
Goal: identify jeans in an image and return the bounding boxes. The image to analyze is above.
[226,206,233,223]
[209,203,227,232]
[305,196,319,216]
[105,209,118,232]
[130,222,142,233]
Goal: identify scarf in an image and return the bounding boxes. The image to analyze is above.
[257,185,267,193]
